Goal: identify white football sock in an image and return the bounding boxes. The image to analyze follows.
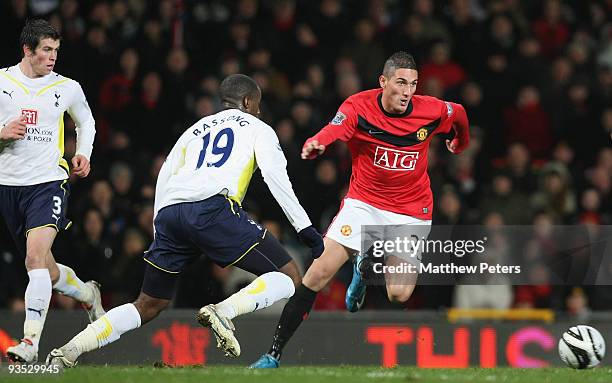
[61,303,141,362]
[53,263,94,304]
[23,268,52,349]
[215,272,295,319]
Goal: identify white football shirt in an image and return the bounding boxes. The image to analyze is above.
[0,65,95,186]
[155,108,312,232]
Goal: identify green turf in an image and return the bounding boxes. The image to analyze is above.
[2,365,612,383]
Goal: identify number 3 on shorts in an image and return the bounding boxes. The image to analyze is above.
[52,196,62,215]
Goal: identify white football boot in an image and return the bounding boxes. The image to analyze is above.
[196,304,240,358]
[7,338,38,364]
[82,280,105,322]
[45,348,76,369]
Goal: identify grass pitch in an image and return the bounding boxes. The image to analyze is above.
[2,365,612,383]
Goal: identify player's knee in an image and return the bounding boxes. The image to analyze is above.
[137,303,167,323]
[288,273,301,289]
[24,252,46,270]
[279,261,301,288]
[303,266,333,291]
[387,285,415,303]
[48,265,60,284]
[133,296,169,324]
[387,291,412,303]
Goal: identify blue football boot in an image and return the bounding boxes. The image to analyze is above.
[345,254,367,312]
[249,353,280,369]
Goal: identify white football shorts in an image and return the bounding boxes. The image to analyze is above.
[325,198,432,263]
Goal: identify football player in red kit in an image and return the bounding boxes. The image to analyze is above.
[251,51,470,368]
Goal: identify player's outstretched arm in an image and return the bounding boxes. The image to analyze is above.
[301,99,358,160]
[255,127,314,236]
[301,139,326,160]
[445,102,470,154]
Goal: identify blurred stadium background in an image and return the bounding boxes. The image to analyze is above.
[1,0,612,370]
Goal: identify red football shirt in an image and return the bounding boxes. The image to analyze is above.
[309,89,458,220]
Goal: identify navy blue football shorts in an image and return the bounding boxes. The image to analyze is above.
[0,180,72,256]
[144,195,292,275]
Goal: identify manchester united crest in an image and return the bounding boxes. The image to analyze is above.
[416,128,428,141]
[340,225,352,236]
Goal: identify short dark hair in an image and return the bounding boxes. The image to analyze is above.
[219,74,261,105]
[20,19,61,53]
[382,51,417,77]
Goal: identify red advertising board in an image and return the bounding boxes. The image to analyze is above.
[0,311,609,367]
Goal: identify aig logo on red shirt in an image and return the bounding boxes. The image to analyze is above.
[373,146,419,171]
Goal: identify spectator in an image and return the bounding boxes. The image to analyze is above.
[418,41,466,95]
[532,0,570,59]
[110,228,147,304]
[480,172,531,224]
[502,142,537,194]
[503,85,553,158]
[343,19,386,88]
[71,209,116,292]
[531,163,577,222]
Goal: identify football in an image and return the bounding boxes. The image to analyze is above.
[558,325,606,369]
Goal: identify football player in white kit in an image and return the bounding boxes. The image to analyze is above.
[0,20,104,364]
[46,74,324,367]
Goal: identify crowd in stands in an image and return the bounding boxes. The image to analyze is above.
[1,0,611,316]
